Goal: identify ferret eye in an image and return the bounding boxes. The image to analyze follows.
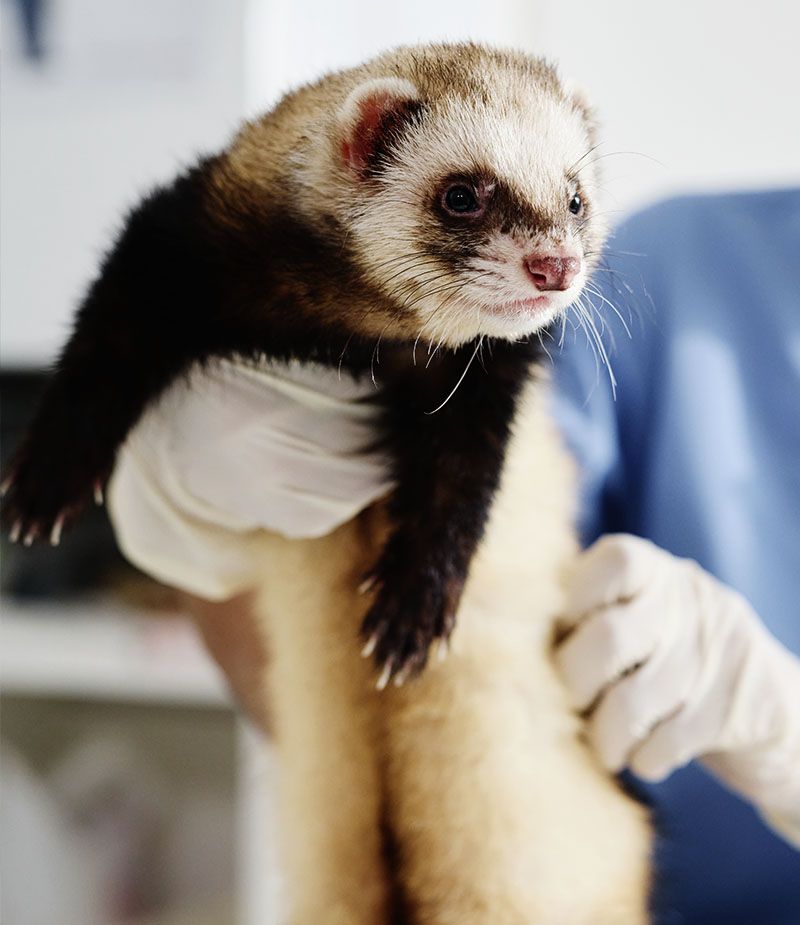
[443,184,480,215]
[569,193,583,215]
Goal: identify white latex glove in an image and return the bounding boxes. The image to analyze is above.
[108,358,394,601]
[556,534,800,848]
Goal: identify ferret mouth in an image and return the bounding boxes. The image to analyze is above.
[480,295,553,316]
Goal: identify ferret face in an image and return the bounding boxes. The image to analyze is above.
[334,50,606,347]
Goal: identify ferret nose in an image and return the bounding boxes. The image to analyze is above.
[524,254,581,291]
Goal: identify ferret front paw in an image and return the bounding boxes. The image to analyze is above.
[359,554,462,687]
[1,440,106,547]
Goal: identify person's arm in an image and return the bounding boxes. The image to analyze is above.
[556,534,800,848]
[177,590,270,731]
[549,222,800,847]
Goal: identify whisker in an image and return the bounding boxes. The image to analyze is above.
[573,150,665,176]
[574,301,602,391]
[537,330,554,366]
[592,247,648,259]
[558,313,568,349]
[370,322,392,386]
[338,331,358,378]
[568,141,606,176]
[382,260,445,289]
[426,337,484,414]
[583,282,632,340]
[367,251,440,275]
[427,333,446,367]
[399,269,494,315]
[576,297,617,398]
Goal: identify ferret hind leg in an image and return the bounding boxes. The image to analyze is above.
[379,628,547,925]
[380,614,652,924]
[254,519,392,925]
[378,389,652,924]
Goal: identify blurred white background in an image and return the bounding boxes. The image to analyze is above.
[1,2,799,924]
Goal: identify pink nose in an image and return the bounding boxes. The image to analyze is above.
[524,254,581,291]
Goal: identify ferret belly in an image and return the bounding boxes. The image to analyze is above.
[254,381,652,924]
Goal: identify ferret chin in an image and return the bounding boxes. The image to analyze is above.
[475,294,572,340]
[2,41,652,921]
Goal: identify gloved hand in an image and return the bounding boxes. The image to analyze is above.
[108,358,394,601]
[556,534,800,847]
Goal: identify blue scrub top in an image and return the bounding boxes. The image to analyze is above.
[551,189,800,924]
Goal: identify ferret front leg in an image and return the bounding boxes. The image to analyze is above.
[3,362,138,545]
[0,294,204,545]
[2,297,202,545]
[1,169,230,544]
[360,340,536,683]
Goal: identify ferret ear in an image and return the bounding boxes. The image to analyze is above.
[338,77,422,177]
[564,81,600,144]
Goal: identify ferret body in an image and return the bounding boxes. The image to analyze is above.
[256,380,652,923]
[3,43,652,919]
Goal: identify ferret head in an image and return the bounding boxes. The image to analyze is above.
[317,44,606,347]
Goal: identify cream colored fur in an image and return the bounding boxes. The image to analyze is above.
[253,378,652,924]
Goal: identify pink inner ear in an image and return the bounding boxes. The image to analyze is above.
[342,91,412,175]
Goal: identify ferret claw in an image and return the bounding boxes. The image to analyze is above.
[376,660,394,691]
[434,638,450,663]
[9,520,22,543]
[361,632,380,658]
[94,482,104,506]
[0,476,12,497]
[23,527,38,547]
[393,665,412,687]
[50,515,65,547]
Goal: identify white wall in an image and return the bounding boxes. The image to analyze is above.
[242,0,534,113]
[529,0,800,213]
[244,0,800,214]
[2,0,798,367]
[0,0,245,367]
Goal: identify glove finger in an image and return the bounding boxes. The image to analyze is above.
[562,534,661,626]
[555,599,658,710]
[627,700,714,781]
[586,647,695,773]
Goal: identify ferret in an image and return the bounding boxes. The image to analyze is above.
[2,43,653,921]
